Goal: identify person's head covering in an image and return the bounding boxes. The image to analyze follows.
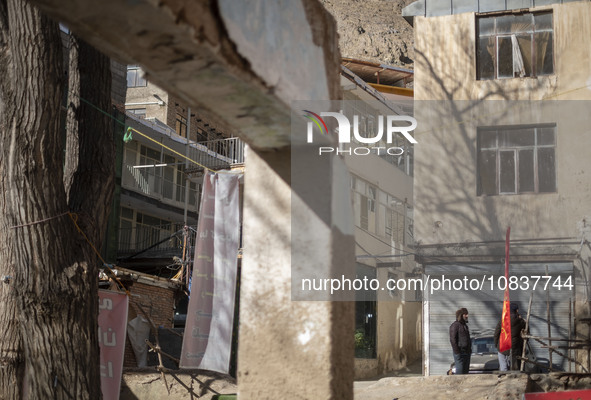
[456,307,468,321]
[510,303,519,314]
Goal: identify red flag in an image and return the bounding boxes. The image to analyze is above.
[499,227,512,353]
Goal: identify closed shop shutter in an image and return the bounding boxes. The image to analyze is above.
[425,262,574,375]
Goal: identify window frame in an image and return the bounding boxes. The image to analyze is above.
[477,124,557,196]
[176,113,188,138]
[350,174,413,247]
[128,108,146,118]
[126,65,148,88]
[476,11,554,80]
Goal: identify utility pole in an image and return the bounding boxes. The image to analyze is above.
[183,107,191,225]
[183,107,191,286]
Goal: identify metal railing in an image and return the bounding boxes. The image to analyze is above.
[188,137,245,169]
[126,112,245,169]
[117,224,197,258]
[121,163,199,208]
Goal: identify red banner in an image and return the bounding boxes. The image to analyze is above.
[98,290,129,400]
[523,390,591,400]
[499,227,512,353]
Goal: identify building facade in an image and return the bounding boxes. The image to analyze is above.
[339,60,422,378]
[110,66,244,276]
[404,0,591,375]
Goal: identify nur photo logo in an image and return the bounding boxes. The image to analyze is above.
[303,110,417,156]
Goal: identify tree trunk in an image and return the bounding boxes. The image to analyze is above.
[0,1,113,398]
[64,33,114,249]
[0,4,25,398]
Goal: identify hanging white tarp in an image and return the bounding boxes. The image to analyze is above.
[180,171,240,373]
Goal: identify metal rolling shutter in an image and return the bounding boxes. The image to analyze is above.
[425,263,574,375]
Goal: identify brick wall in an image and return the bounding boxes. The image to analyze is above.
[110,60,127,107]
[123,280,179,367]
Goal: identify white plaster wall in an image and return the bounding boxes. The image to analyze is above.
[414,2,591,101]
[126,81,170,123]
[413,2,591,244]
[414,100,591,245]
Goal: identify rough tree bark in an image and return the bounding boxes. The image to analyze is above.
[64,33,115,249]
[0,0,114,398]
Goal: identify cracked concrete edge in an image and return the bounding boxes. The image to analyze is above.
[29,0,341,150]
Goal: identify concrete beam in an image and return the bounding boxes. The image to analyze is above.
[416,243,580,264]
[30,0,341,150]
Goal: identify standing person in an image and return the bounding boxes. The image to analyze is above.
[494,316,511,371]
[450,307,471,374]
[510,303,527,370]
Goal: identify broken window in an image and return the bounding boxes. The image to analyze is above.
[477,125,556,196]
[477,12,553,80]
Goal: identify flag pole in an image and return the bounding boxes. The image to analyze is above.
[499,227,512,354]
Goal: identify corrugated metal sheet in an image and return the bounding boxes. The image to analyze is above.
[425,263,574,375]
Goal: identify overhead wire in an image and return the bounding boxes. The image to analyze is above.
[68,77,587,275]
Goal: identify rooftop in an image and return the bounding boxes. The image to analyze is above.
[402,0,581,20]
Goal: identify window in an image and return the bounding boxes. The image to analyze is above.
[477,125,556,195]
[477,12,553,80]
[175,113,187,138]
[358,182,377,232]
[350,174,413,244]
[128,108,146,118]
[127,65,147,87]
[118,209,174,252]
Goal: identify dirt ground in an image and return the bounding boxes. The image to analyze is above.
[120,368,591,400]
[319,0,416,68]
[355,372,591,400]
[355,373,528,400]
[120,369,237,400]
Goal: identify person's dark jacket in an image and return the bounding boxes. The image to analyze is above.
[511,313,526,354]
[450,320,471,354]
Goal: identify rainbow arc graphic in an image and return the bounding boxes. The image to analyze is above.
[303,110,328,136]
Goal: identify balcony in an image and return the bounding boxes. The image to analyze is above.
[121,162,199,209]
[117,224,196,260]
[122,114,245,209]
[187,136,245,170]
[125,112,245,170]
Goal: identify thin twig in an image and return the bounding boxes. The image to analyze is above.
[157,366,204,398]
[146,340,180,364]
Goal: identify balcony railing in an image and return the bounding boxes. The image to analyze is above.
[117,224,197,259]
[117,221,243,261]
[121,162,200,209]
[122,139,245,209]
[126,113,245,169]
[187,137,245,170]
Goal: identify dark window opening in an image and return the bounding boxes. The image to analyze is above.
[355,263,376,359]
[176,114,187,138]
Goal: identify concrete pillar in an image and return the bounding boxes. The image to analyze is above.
[239,147,354,399]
